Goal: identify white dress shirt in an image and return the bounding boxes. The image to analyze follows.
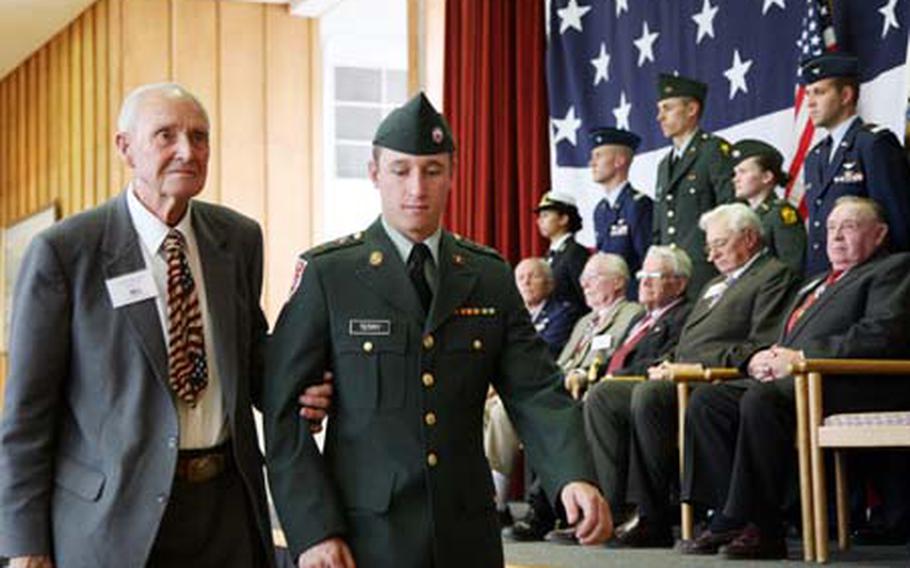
[126,186,227,449]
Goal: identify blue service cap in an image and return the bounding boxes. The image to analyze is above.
[800,53,859,84]
[589,127,641,151]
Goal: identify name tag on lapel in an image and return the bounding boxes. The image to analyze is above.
[591,333,613,351]
[106,269,157,308]
[349,319,391,336]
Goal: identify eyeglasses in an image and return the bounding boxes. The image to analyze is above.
[635,270,671,281]
[704,237,730,254]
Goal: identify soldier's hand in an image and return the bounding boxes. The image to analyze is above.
[298,371,334,433]
[564,369,587,400]
[10,556,54,568]
[297,537,356,568]
[560,481,613,545]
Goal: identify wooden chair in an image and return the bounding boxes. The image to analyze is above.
[791,358,910,563]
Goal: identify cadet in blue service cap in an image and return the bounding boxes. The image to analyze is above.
[533,191,590,314]
[265,92,611,568]
[653,73,734,299]
[589,127,652,299]
[800,52,910,276]
[730,139,807,276]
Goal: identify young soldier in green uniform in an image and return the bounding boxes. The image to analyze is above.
[731,139,807,277]
[265,93,610,568]
[653,74,734,299]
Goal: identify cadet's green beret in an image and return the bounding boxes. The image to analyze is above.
[800,53,859,84]
[372,92,455,155]
[589,127,641,151]
[657,73,708,105]
[731,139,788,185]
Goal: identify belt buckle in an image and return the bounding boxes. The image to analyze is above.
[186,455,223,483]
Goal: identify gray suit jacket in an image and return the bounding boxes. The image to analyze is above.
[0,192,273,566]
[674,253,799,369]
[557,300,644,371]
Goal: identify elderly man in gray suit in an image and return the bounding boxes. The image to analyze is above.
[0,83,280,567]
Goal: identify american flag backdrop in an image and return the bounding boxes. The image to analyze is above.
[545,0,910,246]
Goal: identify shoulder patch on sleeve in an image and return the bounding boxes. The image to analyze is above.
[289,257,308,296]
[780,205,799,226]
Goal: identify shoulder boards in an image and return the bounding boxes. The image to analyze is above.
[779,204,799,225]
[631,190,647,201]
[304,231,365,259]
[861,122,889,135]
[453,234,504,260]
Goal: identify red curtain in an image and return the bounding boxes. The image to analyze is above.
[443,0,550,264]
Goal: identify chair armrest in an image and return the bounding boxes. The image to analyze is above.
[790,358,910,376]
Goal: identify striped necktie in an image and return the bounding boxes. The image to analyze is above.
[164,230,208,405]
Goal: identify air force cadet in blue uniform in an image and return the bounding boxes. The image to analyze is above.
[590,127,653,289]
[802,53,910,276]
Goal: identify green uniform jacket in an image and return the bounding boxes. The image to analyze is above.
[653,129,734,299]
[264,219,595,568]
[754,194,806,278]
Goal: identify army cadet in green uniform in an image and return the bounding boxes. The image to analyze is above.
[264,93,610,568]
[653,73,734,299]
[730,139,807,277]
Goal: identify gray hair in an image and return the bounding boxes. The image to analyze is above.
[587,252,630,283]
[644,245,693,279]
[832,195,886,224]
[515,257,554,285]
[699,202,764,241]
[117,82,209,133]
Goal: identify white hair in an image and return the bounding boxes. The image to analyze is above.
[587,252,630,283]
[515,257,554,285]
[644,245,692,279]
[117,82,209,133]
[698,202,764,241]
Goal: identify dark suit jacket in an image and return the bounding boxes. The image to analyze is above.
[549,235,589,313]
[804,118,910,276]
[613,299,692,376]
[0,192,272,566]
[265,219,595,568]
[653,129,734,298]
[674,253,799,369]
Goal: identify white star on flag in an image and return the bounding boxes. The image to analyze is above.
[552,106,582,146]
[879,0,900,39]
[557,0,592,34]
[692,0,719,45]
[633,21,660,67]
[723,49,753,99]
[762,0,786,15]
[616,0,628,18]
[591,43,611,86]
[613,91,632,130]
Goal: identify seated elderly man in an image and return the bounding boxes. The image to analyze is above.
[499,253,643,541]
[589,203,799,548]
[581,245,693,537]
[681,197,910,559]
[515,257,583,356]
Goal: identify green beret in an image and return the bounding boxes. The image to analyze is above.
[731,139,788,185]
[372,92,455,155]
[657,73,708,105]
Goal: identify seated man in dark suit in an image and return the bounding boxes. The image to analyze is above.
[681,196,910,559]
[581,245,693,542]
[585,203,799,548]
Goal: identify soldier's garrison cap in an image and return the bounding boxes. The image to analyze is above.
[657,73,708,104]
[589,127,641,151]
[731,139,788,185]
[372,92,455,155]
[800,53,859,84]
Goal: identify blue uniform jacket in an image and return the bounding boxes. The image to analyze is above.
[532,297,583,358]
[803,118,910,276]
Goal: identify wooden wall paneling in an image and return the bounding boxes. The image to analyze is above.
[108,0,125,195]
[37,48,50,209]
[122,0,171,93]
[15,67,26,220]
[174,0,220,202]
[0,81,8,225]
[82,8,97,208]
[218,1,266,224]
[93,1,109,203]
[26,57,39,214]
[70,18,84,215]
[263,6,313,321]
